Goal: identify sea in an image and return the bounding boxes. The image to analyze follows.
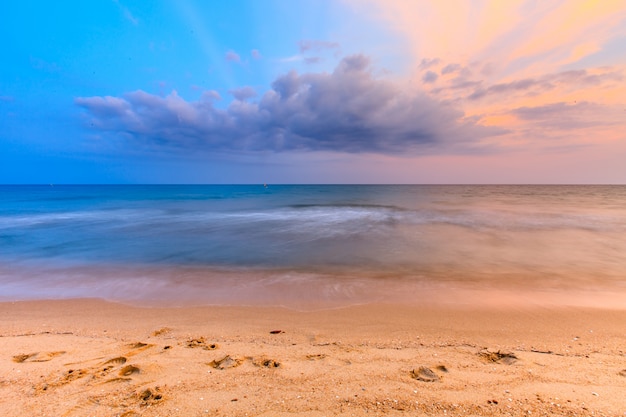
[1,185,625,308]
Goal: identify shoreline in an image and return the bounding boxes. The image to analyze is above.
[2,287,625,312]
[1,299,625,416]
[2,263,626,311]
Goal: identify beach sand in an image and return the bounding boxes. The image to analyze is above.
[1,299,625,416]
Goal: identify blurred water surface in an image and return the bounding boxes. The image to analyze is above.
[1,185,625,306]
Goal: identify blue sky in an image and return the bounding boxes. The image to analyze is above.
[1,1,625,183]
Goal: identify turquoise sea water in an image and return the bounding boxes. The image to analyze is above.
[1,185,625,307]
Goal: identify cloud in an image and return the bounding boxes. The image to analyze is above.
[468,68,623,100]
[76,55,502,155]
[225,50,241,62]
[417,58,440,70]
[468,78,547,101]
[304,57,322,65]
[298,40,340,53]
[199,90,221,101]
[422,71,438,83]
[349,1,626,106]
[510,101,625,129]
[340,0,626,161]
[229,86,257,101]
[441,63,462,75]
[278,55,303,63]
[295,39,340,65]
[353,0,626,74]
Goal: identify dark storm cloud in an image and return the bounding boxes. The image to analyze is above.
[76,55,501,155]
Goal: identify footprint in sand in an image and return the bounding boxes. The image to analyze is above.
[13,353,36,363]
[12,351,66,363]
[103,356,127,366]
[208,355,243,370]
[96,357,128,378]
[186,337,219,350]
[102,377,133,384]
[35,367,89,392]
[62,368,89,383]
[36,355,136,392]
[138,387,164,405]
[95,357,141,383]
[122,342,154,359]
[619,369,626,377]
[410,366,441,382]
[253,357,281,368]
[126,342,154,352]
[478,349,518,365]
[152,327,172,337]
[306,353,326,361]
[436,365,449,373]
[101,366,139,383]
[81,356,140,384]
[119,364,141,376]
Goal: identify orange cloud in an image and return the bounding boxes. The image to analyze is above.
[345,0,626,155]
[505,0,626,70]
[348,0,626,75]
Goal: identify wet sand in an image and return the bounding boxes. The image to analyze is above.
[1,299,625,416]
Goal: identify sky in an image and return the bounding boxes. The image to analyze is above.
[1,0,625,184]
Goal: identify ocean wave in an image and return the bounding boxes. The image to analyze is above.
[0,204,624,235]
[418,210,626,232]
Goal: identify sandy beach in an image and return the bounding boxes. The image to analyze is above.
[1,299,625,416]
